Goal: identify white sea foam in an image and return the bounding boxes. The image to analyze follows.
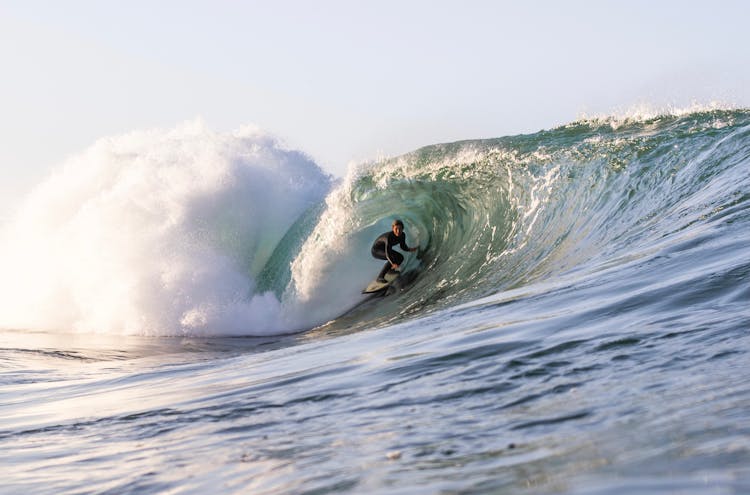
[575,101,738,129]
[0,121,332,336]
[285,164,398,326]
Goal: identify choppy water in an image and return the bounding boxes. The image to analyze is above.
[1,109,749,494]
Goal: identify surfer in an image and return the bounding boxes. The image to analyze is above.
[371,219,418,282]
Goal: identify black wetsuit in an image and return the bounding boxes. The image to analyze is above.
[371,231,412,281]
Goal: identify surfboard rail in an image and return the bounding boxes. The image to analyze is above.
[361,270,400,294]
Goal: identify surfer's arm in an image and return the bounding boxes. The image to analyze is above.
[384,238,394,264]
[399,234,417,252]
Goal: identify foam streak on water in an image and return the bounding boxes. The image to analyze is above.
[1,109,749,494]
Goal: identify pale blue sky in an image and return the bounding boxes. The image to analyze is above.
[2,0,749,218]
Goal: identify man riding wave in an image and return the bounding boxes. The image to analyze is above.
[371,219,418,282]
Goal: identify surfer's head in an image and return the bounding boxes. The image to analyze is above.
[392,219,404,235]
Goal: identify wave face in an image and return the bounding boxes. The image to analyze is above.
[289,108,750,331]
[1,109,748,336]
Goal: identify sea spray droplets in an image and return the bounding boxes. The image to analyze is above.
[0,121,331,336]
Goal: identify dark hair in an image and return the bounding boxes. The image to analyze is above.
[392,219,404,228]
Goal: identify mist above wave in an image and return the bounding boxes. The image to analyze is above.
[0,121,331,336]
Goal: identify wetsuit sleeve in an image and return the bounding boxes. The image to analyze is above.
[399,233,410,251]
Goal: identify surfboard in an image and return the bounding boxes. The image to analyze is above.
[362,270,400,294]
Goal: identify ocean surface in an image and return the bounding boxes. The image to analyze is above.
[1,108,749,494]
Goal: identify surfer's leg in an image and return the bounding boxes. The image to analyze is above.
[371,246,387,260]
[372,246,390,282]
[390,251,404,266]
[377,262,391,281]
[377,251,403,281]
